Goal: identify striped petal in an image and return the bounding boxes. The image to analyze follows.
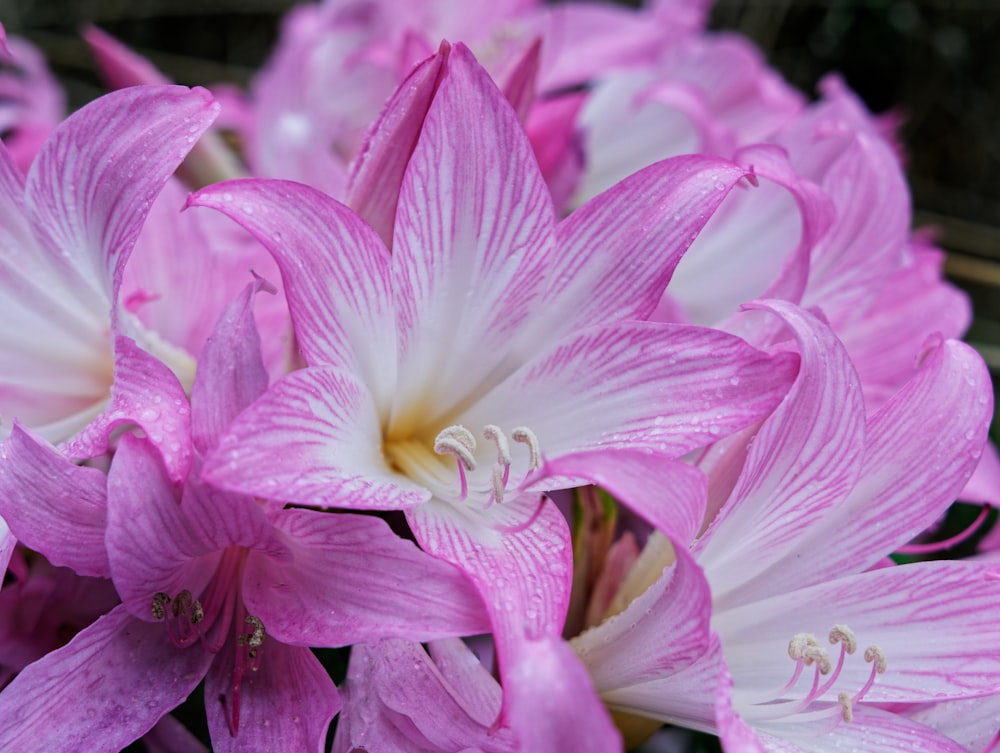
[188,178,397,412]
[389,43,555,425]
[203,366,428,510]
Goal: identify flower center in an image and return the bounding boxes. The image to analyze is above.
[385,423,542,507]
[737,624,887,731]
[149,547,265,735]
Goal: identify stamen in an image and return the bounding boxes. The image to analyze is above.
[483,425,512,466]
[837,691,853,723]
[151,592,171,620]
[490,464,506,507]
[828,625,857,654]
[434,426,477,500]
[512,426,541,470]
[742,626,888,729]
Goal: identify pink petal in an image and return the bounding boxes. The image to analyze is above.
[0,605,213,753]
[742,337,992,597]
[244,508,489,645]
[390,43,555,422]
[406,494,572,678]
[106,435,221,619]
[755,707,975,753]
[345,42,450,248]
[717,561,1000,704]
[26,85,219,307]
[204,366,428,510]
[0,422,110,577]
[189,278,271,454]
[427,638,504,727]
[694,301,865,609]
[62,335,192,482]
[504,637,622,752]
[534,450,707,544]
[333,639,515,753]
[463,320,798,461]
[188,178,397,411]
[574,543,714,698]
[203,639,340,753]
[540,155,752,342]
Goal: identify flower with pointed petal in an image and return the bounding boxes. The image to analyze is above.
[0,280,488,753]
[192,43,795,710]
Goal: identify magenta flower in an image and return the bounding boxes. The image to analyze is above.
[189,43,795,705]
[0,281,488,753]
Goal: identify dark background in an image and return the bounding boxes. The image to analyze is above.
[3,0,999,402]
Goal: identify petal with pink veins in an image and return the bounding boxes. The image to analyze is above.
[244,508,490,645]
[204,366,428,510]
[0,422,110,577]
[0,605,214,753]
[389,43,555,424]
[203,639,340,753]
[188,178,397,411]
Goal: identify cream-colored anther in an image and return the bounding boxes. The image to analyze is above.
[804,646,832,675]
[837,691,853,723]
[864,645,888,674]
[491,464,506,505]
[434,426,477,470]
[483,425,512,466]
[511,426,541,469]
[828,625,858,654]
[788,633,819,660]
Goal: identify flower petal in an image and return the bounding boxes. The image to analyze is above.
[0,422,109,577]
[188,178,397,411]
[390,43,555,423]
[190,278,271,454]
[505,637,622,753]
[203,640,340,753]
[715,561,1000,704]
[463,320,798,461]
[538,155,752,342]
[0,605,213,753]
[203,366,428,510]
[62,335,192,482]
[738,337,992,597]
[26,85,219,309]
[244,508,489,645]
[345,41,450,248]
[694,301,866,609]
[333,639,515,753]
[533,450,707,544]
[406,494,572,677]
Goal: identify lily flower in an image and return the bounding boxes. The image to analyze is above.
[0,84,217,464]
[0,279,488,753]
[332,302,1000,753]
[191,42,795,694]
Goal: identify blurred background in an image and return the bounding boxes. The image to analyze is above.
[2,0,999,393]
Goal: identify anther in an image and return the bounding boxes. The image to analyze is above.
[152,592,171,620]
[171,590,193,618]
[837,691,853,723]
[434,426,478,471]
[863,645,887,674]
[490,464,506,506]
[483,425,512,466]
[511,426,541,470]
[828,625,857,654]
[788,633,819,660]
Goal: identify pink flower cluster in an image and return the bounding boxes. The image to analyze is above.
[0,2,998,751]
